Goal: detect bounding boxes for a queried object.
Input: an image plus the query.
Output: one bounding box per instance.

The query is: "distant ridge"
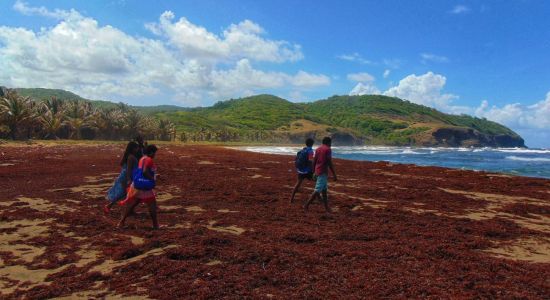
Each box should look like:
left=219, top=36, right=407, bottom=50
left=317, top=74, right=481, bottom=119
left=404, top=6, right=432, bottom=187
left=8, top=87, right=525, bottom=147
left=14, top=87, right=189, bottom=114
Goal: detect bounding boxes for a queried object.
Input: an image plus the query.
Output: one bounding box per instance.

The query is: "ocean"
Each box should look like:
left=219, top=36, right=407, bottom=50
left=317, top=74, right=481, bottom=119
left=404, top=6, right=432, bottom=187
left=240, top=146, right=550, bottom=179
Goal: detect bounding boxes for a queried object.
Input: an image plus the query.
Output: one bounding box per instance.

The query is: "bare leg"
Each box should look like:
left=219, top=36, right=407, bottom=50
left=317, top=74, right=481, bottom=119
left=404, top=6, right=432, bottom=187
left=105, top=185, right=127, bottom=213
left=103, top=202, right=112, bottom=214
left=321, top=189, right=331, bottom=213
left=118, top=200, right=139, bottom=228
left=147, top=201, right=159, bottom=229
left=290, top=177, right=304, bottom=203
left=303, top=191, right=320, bottom=211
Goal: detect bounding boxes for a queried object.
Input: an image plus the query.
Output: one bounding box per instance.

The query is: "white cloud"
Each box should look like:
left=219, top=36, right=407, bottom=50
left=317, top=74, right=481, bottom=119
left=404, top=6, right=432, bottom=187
left=347, top=72, right=375, bottom=82
left=0, top=3, right=328, bottom=105
left=383, top=72, right=459, bottom=110
left=450, top=5, right=470, bottom=14
left=348, top=72, right=456, bottom=109
left=291, top=71, right=331, bottom=88
left=337, top=53, right=372, bottom=65
left=349, top=82, right=381, bottom=96
left=382, top=72, right=550, bottom=133
left=383, top=69, right=391, bottom=78
left=0, top=13, right=171, bottom=98
left=421, top=53, right=449, bottom=63
left=475, top=93, right=550, bottom=130
left=475, top=93, right=550, bottom=147
left=209, top=59, right=285, bottom=98
left=208, top=59, right=329, bottom=98
left=146, top=11, right=303, bottom=63
left=12, top=0, right=78, bottom=19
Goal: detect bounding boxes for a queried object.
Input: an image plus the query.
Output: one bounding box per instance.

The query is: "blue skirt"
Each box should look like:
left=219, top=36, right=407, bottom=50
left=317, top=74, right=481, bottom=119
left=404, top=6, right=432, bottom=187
left=106, top=167, right=128, bottom=203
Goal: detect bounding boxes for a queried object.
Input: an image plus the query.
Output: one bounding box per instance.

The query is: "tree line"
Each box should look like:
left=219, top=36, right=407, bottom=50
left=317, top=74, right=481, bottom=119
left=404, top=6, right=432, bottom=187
left=0, top=89, right=176, bottom=141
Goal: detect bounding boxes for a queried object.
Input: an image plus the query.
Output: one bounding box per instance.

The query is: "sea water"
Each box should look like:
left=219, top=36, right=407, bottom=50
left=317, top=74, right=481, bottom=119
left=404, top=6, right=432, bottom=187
left=240, top=146, right=550, bottom=179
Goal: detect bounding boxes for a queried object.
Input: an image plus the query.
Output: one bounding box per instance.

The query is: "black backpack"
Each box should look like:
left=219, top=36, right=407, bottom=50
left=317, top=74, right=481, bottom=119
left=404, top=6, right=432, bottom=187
left=295, top=147, right=310, bottom=170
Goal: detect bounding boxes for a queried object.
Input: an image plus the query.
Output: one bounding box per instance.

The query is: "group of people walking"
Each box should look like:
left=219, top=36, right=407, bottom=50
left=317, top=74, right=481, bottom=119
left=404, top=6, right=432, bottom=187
left=104, top=136, right=337, bottom=229
left=291, top=137, right=337, bottom=212
left=104, top=136, right=160, bottom=229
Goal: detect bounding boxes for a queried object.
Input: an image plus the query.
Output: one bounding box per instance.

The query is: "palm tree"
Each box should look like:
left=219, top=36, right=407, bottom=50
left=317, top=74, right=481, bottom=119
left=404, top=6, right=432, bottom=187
left=0, top=90, right=35, bottom=139
left=39, top=110, right=65, bottom=139
left=123, top=109, right=148, bottom=139
left=116, top=102, right=131, bottom=113
left=37, top=98, right=66, bottom=139
left=64, top=101, right=95, bottom=139
left=157, top=119, right=176, bottom=141
left=93, top=108, right=125, bottom=140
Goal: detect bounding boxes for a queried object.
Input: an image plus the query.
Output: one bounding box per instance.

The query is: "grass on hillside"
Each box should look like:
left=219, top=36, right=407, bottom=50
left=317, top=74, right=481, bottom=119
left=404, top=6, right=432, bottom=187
left=7, top=87, right=521, bottom=146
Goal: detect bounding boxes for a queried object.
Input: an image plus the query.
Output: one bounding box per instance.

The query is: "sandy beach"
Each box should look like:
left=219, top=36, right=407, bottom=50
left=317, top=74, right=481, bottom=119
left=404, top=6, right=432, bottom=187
left=1, top=144, right=549, bottom=298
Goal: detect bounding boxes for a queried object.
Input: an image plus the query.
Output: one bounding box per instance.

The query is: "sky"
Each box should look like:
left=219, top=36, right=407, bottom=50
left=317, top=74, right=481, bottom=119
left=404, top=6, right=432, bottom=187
left=0, top=0, right=549, bottom=147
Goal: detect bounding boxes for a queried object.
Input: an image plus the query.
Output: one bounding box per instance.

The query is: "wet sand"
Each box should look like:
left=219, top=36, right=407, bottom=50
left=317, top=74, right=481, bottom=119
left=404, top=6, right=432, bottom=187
left=0, top=144, right=549, bottom=298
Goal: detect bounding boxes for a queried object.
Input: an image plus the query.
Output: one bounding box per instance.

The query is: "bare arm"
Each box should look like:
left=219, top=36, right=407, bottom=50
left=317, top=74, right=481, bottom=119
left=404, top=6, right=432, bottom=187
left=311, top=155, right=318, bottom=173
left=126, top=156, right=137, bottom=185
left=328, top=158, right=337, bottom=181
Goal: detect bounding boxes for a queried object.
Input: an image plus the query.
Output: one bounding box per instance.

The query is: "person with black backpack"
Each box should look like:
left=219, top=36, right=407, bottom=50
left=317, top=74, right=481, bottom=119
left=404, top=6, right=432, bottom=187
left=290, top=138, right=315, bottom=203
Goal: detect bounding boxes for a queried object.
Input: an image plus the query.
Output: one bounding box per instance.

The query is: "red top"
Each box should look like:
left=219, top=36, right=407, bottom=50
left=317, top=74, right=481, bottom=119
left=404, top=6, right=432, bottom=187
left=314, top=144, right=332, bottom=176
left=139, top=156, right=156, bottom=172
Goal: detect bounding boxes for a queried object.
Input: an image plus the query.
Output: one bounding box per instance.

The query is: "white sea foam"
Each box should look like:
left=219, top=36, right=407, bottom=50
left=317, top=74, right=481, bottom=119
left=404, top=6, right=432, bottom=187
left=505, top=156, right=550, bottom=162
left=239, top=146, right=299, bottom=155
left=239, top=146, right=550, bottom=157
left=236, top=146, right=550, bottom=178
left=496, top=148, right=550, bottom=154
left=402, top=149, right=421, bottom=154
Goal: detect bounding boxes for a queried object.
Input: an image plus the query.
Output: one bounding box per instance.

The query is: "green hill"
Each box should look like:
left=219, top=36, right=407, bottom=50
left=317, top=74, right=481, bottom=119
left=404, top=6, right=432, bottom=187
left=161, top=95, right=303, bottom=130
left=301, top=95, right=520, bottom=145
left=6, top=87, right=524, bottom=147
left=158, top=94, right=523, bottom=147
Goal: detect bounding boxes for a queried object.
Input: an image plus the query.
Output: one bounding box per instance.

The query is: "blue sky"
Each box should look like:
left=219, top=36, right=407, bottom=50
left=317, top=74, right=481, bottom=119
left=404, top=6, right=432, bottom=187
left=1, top=0, right=549, bottom=147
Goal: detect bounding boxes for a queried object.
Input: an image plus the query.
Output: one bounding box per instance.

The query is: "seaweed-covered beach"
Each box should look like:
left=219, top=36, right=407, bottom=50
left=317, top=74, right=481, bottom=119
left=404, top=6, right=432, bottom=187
left=1, top=144, right=549, bottom=298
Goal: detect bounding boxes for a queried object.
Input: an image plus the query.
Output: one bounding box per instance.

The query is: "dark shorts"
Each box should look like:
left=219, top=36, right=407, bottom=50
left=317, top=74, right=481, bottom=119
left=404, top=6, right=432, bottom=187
left=298, top=172, right=313, bottom=180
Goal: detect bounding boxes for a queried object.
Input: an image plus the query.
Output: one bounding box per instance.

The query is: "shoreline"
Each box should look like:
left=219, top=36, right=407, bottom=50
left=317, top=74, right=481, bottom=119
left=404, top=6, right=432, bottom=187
left=2, top=140, right=548, bottom=179
left=232, top=145, right=550, bottom=180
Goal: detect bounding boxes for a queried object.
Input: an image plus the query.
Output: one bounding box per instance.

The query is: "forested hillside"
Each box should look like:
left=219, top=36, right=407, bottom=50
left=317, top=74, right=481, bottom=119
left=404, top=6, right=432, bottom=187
left=1, top=87, right=524, bottom=147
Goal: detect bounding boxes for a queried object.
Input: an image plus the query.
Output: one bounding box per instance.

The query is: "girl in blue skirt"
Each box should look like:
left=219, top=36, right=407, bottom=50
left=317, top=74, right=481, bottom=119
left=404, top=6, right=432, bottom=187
left=104, top=141, right=139, bottom=213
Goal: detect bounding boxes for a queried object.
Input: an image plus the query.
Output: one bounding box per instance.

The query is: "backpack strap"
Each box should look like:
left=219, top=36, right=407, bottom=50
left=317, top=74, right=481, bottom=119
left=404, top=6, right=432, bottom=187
left=138, top=156, right=147, bottom=169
